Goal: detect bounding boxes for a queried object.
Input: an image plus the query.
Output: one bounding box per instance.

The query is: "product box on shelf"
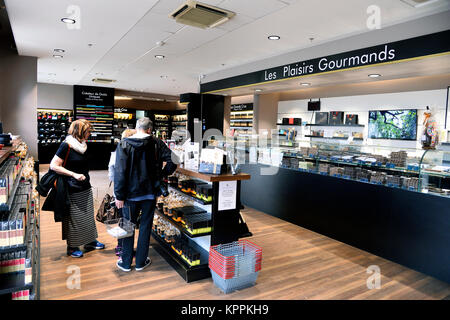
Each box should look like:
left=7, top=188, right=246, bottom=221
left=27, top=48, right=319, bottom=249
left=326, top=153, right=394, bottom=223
left=329, top=112, right=344, bottom=125
left=282, top=118, right=301, bottom=125
left=345, top=114, right=359, bottom=125
left=315, top=112, right=329, bottom=125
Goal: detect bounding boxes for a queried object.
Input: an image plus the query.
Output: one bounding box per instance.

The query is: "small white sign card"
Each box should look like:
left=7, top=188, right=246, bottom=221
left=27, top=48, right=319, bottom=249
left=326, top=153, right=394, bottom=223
left=218, top=180, right=237, bottom=211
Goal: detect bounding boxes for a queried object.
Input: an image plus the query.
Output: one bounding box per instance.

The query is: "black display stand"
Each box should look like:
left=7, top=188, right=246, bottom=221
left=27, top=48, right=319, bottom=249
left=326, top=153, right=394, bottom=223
left=180, top=93, right=224, bottom=144
left=240, top=163, right=450, bottom=284
left=152, top=167, right=251, bottom=282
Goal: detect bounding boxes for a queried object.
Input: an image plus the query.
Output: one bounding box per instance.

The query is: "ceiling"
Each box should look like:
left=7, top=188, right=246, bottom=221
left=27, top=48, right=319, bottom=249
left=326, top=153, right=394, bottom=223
left=210, top=53, right=450, bottom=96
left=4, top=0, right=450, bottom=96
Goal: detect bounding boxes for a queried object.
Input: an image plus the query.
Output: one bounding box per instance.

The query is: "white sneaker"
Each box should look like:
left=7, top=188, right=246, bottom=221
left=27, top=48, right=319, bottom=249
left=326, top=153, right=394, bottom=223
left=136, top=258, right=152, bottom=271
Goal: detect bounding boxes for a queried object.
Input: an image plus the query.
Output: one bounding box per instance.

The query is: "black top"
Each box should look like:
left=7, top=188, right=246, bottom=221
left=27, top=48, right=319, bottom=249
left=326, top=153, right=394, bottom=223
left=56, top=142, right=91, bottom=193
left=114, top=136, right=177, bottom=201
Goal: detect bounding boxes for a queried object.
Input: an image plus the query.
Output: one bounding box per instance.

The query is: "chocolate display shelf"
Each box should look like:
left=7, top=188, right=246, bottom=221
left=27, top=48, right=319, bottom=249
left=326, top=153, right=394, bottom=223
left=168, top=185, right=212, bottom=206
left=305, top=135, right=364, bottom=140
left=151, top=231, right=211, bottom=283
left=0, top=154, right=29, bottom=212
left=0, top=273, right=33, bottom=296
left=0, top=146, right=16, bottom=166
left=153, top=167, right=252, bottom=283
left=155, top=209, right=212, bottom=238
left=281, top=153, right=435, bottom=178
left=306, top=124, right=365, bottom=127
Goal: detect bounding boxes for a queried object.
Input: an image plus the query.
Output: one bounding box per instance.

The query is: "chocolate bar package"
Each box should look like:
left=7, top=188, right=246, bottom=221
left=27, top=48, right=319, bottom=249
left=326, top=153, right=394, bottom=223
left=315, top=112, right=329, bottom=125
left=329, top=112, right=344, bottom=125
left=345, top=114, right=359, bottom=125
left=282, top=118, right=301, bottom=125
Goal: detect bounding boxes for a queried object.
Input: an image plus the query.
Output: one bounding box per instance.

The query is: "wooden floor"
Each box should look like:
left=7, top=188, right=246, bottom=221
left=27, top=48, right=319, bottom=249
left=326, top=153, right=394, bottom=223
left=38, top=167, right=450, bottom=300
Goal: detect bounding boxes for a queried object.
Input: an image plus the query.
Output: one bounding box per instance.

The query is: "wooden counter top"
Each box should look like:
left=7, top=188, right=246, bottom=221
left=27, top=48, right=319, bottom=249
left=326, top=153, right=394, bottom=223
left=177, top=166, right=251, bottom=182
left=0, top=146, right=15, bottom=166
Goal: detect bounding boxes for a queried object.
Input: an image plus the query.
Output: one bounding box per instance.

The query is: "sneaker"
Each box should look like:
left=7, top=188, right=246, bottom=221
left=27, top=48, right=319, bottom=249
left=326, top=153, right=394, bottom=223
left=85, top=241, right=105, bottom=250
left=136, top=258, right=152, bottom=271
left=67, top=247, right=83, bottom=258
left=116, top=260, right=131, bottom=272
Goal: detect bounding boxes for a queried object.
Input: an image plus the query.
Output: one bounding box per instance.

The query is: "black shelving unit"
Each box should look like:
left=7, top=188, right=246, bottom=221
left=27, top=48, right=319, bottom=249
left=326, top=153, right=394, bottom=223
left=168, top=185, right=213, bottom=205
left=37, top=109, right=72, bottom=164
left=151, top=167, right=251, bottom=282
left=155, top=209, right=212, bottom=238
left=0, top=148, right=39, bottom=300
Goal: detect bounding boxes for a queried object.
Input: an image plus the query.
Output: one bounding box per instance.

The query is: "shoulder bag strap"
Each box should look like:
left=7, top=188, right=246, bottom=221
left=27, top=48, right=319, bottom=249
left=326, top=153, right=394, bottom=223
left=54, top=144, right=71, bottom=189
left=63, top=144, right=71, bottom=167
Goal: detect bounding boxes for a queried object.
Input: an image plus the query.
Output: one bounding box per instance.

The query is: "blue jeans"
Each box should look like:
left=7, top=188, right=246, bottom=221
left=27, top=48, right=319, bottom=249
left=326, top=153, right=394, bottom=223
left=121, top=200, right=156, bottom=268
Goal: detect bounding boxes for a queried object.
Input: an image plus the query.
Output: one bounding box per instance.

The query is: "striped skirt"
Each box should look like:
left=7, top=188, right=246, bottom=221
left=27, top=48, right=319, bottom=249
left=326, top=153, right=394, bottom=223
left=62, top=188, right=98, bottom=247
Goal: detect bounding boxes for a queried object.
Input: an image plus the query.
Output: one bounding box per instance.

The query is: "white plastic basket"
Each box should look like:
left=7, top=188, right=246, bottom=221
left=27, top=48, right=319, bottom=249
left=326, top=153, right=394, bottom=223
left=105, top=217, right=135, bottom=239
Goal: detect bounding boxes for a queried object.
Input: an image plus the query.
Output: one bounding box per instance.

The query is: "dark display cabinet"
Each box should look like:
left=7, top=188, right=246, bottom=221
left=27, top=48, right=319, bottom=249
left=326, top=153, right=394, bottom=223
left=37, top=109, right=72, bottom=164
left=151, top=167, right=251, bottom=282
left=240, top=139, right=450, bottom=283
left=180, top=93, right=224, bottom=143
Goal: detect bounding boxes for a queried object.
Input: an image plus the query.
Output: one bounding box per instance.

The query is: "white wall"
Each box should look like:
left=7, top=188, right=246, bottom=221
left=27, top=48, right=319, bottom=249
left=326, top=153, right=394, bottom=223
left=0, top=47, right=38, bottom=158
left=37, top=83, right=73, bottom=110
left=278, top=89, right=449, bottom=149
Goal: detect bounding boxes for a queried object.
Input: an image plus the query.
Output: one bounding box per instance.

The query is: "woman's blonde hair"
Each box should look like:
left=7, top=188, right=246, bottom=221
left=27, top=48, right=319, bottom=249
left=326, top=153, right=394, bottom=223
left=121, top=128, right=136, bottom=139
left=68, top=119, right=93, bottom=141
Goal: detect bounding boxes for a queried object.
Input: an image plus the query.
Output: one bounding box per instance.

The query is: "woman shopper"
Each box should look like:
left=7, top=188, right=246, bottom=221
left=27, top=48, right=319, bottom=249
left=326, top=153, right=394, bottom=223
left=50, top=119, right=105, bottom=258
left=108, top=128, right=136, bottom=257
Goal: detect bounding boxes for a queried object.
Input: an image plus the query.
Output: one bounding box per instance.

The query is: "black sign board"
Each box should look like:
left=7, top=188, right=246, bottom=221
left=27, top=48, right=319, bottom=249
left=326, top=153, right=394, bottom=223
left=74, top=85, right=114, bottom=107
left=200, top=30, right=450, bottom=93
left=73, top=85, right=115, bottom=142
left=231, top=103, right=253, bottom=112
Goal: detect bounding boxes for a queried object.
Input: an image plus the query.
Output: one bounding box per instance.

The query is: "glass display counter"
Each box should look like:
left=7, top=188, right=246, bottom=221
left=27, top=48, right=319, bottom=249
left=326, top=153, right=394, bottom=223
left=243, top=138, right=450, bottom=198
left=230, top=137, right=450, bottom=283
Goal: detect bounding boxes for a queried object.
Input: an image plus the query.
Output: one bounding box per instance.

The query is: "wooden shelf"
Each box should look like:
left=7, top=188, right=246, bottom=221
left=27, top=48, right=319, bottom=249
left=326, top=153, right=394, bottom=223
left=0, top=146, right=15, bottom=166
left=177, top=167, right=251, bottom=182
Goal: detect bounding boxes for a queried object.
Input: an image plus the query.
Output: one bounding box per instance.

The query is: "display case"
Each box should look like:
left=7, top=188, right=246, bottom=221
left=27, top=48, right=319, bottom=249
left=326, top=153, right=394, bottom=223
left=37, top=109, right=72, bottom=164
left=237, top=136, right=450, bottom=283
left=113, top=108, right=136, bottom=141
left=151, top=167, right=251, bottom=283
left=419, top=149, right=450, bottom=197
left=247, top=138, right=450, bottom=197
left=230, top=103, right=253, bottom=137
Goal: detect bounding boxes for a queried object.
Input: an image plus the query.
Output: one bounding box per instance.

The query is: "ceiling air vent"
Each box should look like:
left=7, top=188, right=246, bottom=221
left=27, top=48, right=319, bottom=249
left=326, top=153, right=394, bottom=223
left=169, top=0, right=235, bottom=29
left=400, top=0, right=441, bottom=8
left=92, top=78, right=116, bottom=84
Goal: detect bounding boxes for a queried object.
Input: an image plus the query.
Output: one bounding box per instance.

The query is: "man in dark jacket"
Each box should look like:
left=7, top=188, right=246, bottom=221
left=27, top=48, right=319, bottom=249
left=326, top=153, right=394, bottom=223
left=114, top=117, right=177, bottom=272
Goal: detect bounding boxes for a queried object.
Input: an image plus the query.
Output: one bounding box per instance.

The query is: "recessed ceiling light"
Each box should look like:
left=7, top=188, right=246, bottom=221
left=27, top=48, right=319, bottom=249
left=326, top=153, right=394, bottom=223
left=54, top=49, right=65, bottom=53
left=255, top=89, right=262, bottom=92
left=61, top=18, right=76, bottom=24
left=268, top=35, right=280, bottom=40
left=368, top=74, right=381, bottom=78
left=53, top=55, right=63, bottom=59
left=155, top=55, right=165, bottom=59
left=300, top=83, right=311, bottom=86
